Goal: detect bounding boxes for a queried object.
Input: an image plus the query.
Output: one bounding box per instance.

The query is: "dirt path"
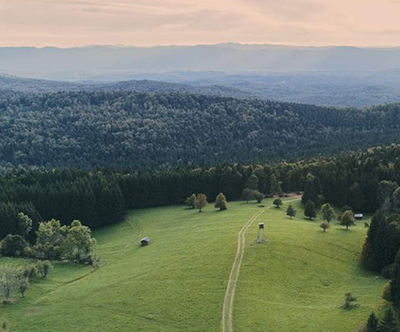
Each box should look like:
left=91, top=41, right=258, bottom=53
left=221, top=208, right=264, bottom=332
left=221, top=197, right=300, bottom=332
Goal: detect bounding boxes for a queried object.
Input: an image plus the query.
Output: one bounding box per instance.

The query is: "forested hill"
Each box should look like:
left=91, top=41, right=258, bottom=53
left=0, top=74, right=253, bottom=99
left=1, top=91, right=400, bottom=169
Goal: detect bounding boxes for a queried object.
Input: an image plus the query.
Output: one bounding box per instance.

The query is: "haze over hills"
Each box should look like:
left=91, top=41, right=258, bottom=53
left=3, top=44, right=400, bottom=107
left=2, top=44, right=400, bottom=80
left=0, top=74, right=254, bottom=99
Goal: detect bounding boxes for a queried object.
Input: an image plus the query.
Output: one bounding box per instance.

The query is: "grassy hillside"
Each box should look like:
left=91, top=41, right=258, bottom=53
left=236, top=201, right=387, bottom=332
left=0, top=200, right=386, bottom=332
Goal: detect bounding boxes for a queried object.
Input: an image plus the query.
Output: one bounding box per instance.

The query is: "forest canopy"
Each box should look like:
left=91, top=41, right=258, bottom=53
left=0, top=91, right=400, bottom=169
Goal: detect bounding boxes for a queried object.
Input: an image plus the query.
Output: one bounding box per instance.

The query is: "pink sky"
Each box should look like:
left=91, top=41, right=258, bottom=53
left=1, top=0, right=400, bottom=47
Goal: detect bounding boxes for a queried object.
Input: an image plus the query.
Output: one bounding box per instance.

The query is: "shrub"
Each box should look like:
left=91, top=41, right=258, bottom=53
left=320, top=222, right=330, bottom=232
left=36, top=261, right=53, bottom=279
left=343, top=292, right=357, bottom=309
left=21, top=264, right=38, bottom=281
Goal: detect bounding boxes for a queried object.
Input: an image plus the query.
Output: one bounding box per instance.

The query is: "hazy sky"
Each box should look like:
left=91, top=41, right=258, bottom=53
left=1, top=0, right=400, bottom=47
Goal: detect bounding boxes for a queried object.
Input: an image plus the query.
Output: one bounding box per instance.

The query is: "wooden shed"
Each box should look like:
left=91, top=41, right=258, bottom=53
left=140, top=237, right=151, bottom=246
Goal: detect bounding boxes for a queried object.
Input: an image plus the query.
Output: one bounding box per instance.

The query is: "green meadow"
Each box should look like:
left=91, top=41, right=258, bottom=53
left=0, top=199, right=387, bottom=332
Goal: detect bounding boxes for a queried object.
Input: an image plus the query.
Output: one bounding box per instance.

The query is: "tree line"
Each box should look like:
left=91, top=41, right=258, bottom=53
left=2, top=144, right=400, bottom=244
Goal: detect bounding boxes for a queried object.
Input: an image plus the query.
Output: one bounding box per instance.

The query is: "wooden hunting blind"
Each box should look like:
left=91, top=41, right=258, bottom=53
left=257, top=223, right=266, bottom=243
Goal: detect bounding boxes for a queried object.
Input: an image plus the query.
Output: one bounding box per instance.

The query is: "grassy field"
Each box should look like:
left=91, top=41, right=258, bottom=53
left=235, top=200, right=387, bottom=332
left=0, top=199, right=387, bottom=332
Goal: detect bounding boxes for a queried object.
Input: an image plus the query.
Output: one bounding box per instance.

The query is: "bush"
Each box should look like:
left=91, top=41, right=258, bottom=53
left=320, top=221, right=330, bottom=232
left=21, top=264, right=38, bottom=281
left=36, top=261, right=53, bottom=279
left=0, top=235, right=28, bottom=257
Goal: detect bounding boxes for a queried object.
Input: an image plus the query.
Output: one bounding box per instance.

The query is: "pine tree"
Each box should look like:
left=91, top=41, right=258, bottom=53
left=270, top=174, right=282, bottom=196
left=366, top=312, right=379, bottom=332
left=214, top=193, right=228, bottom=211
left=286, top=204, right=296, bottom=219
left=246, top=174, right=259, bottom=191
left=347, top=182, right=364, bottom=212
left=302, top=177, right=319, bottom=206
left=379, top=307, right=398, bottom=332
left=361, top=210, right=399, bottom=271
left=304, top=200, right=317, bottom=220
left=390, top=249, right=400, bottom=305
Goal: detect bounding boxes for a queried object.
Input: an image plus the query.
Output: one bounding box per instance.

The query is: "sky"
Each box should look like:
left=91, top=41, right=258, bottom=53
left=1, top=0, right=400, bottom=48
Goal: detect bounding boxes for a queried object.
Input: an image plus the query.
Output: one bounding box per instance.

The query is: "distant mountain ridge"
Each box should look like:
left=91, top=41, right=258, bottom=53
left=3, top=44, right=400, bottom=81
left=0, top=74, right=255, bottom=99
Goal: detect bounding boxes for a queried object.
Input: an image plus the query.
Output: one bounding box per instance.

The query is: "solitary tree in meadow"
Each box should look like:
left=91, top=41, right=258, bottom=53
left=185, top=194, right=196, bottom=209
left=340, top=210, right=356, bottom=230
left=304, top=200, right=317, bottom=220
left=253, top=191, right=264, bottom=203
left=194, top=194, right=208, bottom=213
left=241, top=189, right=254, bottom=203
left=322, top=203, right=336, bottom=224
left=286, top=204, right=296, bottom=219
left=273, top=198, right=282, bottom=208
left=214, top=193, right=228, bottom=211
left=320, top=221, right=330, bottom=232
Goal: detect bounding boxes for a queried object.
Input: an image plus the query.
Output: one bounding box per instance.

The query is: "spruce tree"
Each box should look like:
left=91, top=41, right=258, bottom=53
left=270, top=174, right=282, bottom=196
left=304, top=200, right=317, bottom=220
left=390, top=249, right=400, bottom=305
left=286, top=204, right=296, bottom=219
left=366, top=312, right=379, bottom=332
left=379, top=307, right=398, bottom=332
left=246, top=174, right=259, bottom=191
left=361, top=210, right=399, bottom=271
left=302, top=177, right=319, bottom=206
left=347, top=182, right=364, bottom=212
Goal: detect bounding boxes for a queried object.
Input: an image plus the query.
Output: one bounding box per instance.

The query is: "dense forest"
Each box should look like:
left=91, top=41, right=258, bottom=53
left=2, top=144, right=400, bottom=243
left=1, top=91, right=400, bottom=169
